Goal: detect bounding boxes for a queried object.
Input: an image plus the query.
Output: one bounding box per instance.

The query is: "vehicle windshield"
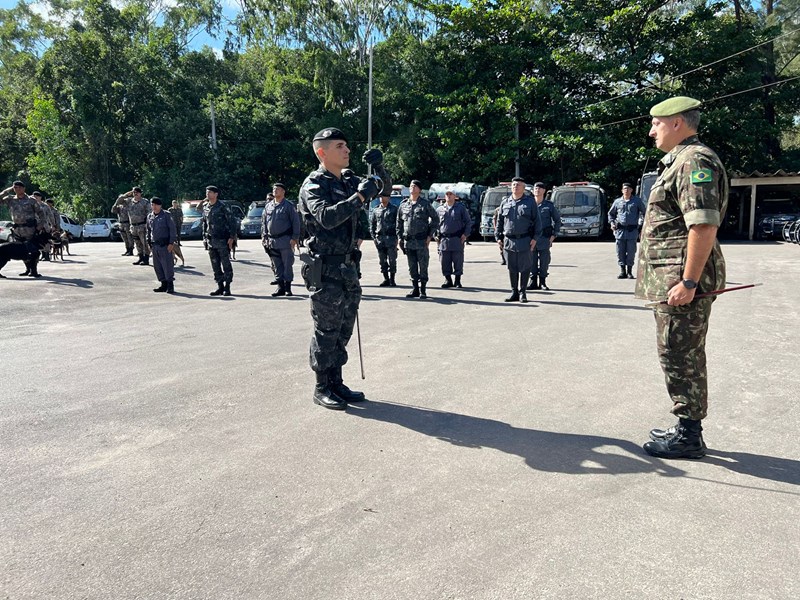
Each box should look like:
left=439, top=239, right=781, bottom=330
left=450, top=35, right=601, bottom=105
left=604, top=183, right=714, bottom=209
left=86, top=219, right=105, bottom=225
left=553, top=189, right=601, bottom=217
left=181, top=203, right=203, bottom=218
left=246, top=206, right=264, bottom=219
left=482, top=191, right=507, bottom=213
left=640, top=174, right=657, bottom=204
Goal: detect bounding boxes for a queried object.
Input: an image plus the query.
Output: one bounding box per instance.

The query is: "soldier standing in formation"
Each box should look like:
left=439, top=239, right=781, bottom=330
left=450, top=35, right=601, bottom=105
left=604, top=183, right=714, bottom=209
left=369, top=193, right=399, bottom=287
left=201, top=185, right=237, bottom=296
left=45, top=199, right=66, bottom=255
left=32, top=191, right=56, bottom=261
left=111, top=195, right=135, bottom=256
left=298, top=127, right=387, bottom=410
left=397, top=179, right=438, bottom=299
left=436, top=187, right=472, bottom=288
left=262, top=182, right=301, bottom=297
left=530, top=182, right=561, bottom=290
left=0, top=181, right=48, bottom=277
left=168, top=200, right=185, bottom=267
left=608, top=182, right=646, bottom=279
left=496, top=177, right=541, bottom=303
left=146, top=197, right=177, bottom=294
left=114, top=187, right=151, bottom=265
left=636, top=96, right=728, bottom=460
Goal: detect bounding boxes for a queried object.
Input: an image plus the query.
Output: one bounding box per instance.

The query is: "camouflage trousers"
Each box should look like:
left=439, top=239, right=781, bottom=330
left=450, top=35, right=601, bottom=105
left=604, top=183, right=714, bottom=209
left=653, top=297, right=714, bottom=421
left=119, top=222, right=134, bottom=250
left=405, top=246, right=430, bottom=282
left=309, top=265, right=362, bottom=373
left=376, top=240, right=398, bottom=275
left=130, top=223, right=149, bottom=256
left=208, top=243, right=233, bottom=284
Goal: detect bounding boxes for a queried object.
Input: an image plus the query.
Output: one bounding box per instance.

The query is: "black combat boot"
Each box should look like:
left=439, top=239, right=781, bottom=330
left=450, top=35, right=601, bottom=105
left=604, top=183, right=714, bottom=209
left=210, top=282, right=225, bottom=296
left=389, top=271, right=397, bottom=287
left=19, top=269, right=30, bottom=276
left=540, top=277, right=549, bottom=290
left=28, top=265, right=42, bottom=278
left=379, top=272, right=391, bottom=287
left=153, top=281, right=167, bottom=293
left=133, top=254, right=144, bottom=265
left=124, top=248, right=134, bottom=256
left=272, top=281, right=286, bottom=297
left=505, top=272, right=519, bottom=302
left=223, top=282, right=231, bottom=296
left=519, top=274, right=529, bottom=302
left=454, top=275, right=463, bottom=288
left=618, top=266, right=627, bottom=279
left=329, top=366, right=365, bottom=403
left=528, top=276, right=540, bottom=290
left=441, top=275, right=454, bottom=288
left=643, top=418, right=706, bottom=459
left=406, top=280, right=420, bottom=298
left=285, top=283, right=293, bottom=296
left=627, top=266, right=635, bottom=279
left=142, top=254, right=150, bottom=266
left=419, top=281, right=428, bottom=299
left=649, top=421, right=707, bottom=449
left=269, top=278, right=279, bottom=285
left=313, top=371, right=347, bottom=410
left=166, top=281, right=175, bottom=294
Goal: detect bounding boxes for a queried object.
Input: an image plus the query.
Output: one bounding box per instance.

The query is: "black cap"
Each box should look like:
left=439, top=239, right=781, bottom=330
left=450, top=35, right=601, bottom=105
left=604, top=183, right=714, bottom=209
left=12, top=180, right=25, bottom=187
left=132, top=186, right=143, bottom=193
left=313, top=128, right=347, bottom=143
left=512, top=177, right=525, bottom=184
left=31, top=191, right=43, bottom=198
left=272, top=182, right=287, bottom=191
left=206, top=185, right=220, bottom=193
left=622, top=182, right=634, bottom=189
left=410, top=180, right=422, bottom=187
left=151, top=197, right=163, bottom=205
left=533, top=181, right=546, bottom=189
left=46, top=199, right=55, bottom=205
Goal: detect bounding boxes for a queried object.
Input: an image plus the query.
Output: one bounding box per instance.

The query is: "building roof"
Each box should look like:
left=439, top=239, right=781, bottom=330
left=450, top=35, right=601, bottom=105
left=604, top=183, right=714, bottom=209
left=732, top=169, right=800, bottom=178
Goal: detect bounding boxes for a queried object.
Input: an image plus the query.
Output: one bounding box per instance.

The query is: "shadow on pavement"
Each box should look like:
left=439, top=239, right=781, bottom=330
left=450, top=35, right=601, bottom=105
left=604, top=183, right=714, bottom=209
left=174, top=266, right=205, bottom=277
left=536, top=299, right=649, bottom=311
left=703, top=450, right=800, bottom=486
left=347, top=400, right=685, bottom=477
left=42, top=276, right=94, bottom=288
left=360, top=294, right=536, bottom=308
left=233, top=259, right=271, bottom=268
left=169, top=292, right=235, bottom=300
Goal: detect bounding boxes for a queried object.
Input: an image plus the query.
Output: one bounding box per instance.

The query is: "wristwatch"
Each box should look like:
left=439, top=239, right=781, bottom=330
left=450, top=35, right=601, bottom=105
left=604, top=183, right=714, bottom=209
left=682, top=278, right=697, bottom=289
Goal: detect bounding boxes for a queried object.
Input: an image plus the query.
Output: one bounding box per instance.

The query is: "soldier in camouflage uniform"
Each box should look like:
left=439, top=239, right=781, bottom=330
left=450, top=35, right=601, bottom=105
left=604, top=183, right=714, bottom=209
left=262, top=182, right=301, bottom=297
left=608, top=182, right=646, bottom=279
left=298, top=128, right=388, bottom=410
left=635, top=96, right=728, bottom=460
left=397, top=180, right=439, bottom=298
left=530, top=182, right=561, bottom=291
left=370, top=194, right=399, bottom=287
left=114, top=187, right=151, bottom=265
left=111, top=197, right=135, bottom=256
left=436, top=187, right=472, bottom=288
left=168, top=200, right=185, bottom=266
left=32, top=192, right=56, bottom=261
left=0, top=181, right=48, bottom=277
left=201, top=185, right=237, bottom=296
left=496, top=177, right=541, bottom=303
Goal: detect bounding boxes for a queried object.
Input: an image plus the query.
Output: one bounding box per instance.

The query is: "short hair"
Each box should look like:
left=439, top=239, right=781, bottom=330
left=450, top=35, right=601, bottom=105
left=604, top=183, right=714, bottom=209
left=681, top=110, right=701, bottom=131
left=32, top=191, right=43, bottom=198
left=410, top=180, right=422, bottom=188
left=312, top=139, right=333, bottom=154
left=151, top=197, right=163, bottom=205
left=511, top=177, right=525, bottom=184
left=132, top=186, right=143, bottom=193
left=205, top=185, right=219, bottom=194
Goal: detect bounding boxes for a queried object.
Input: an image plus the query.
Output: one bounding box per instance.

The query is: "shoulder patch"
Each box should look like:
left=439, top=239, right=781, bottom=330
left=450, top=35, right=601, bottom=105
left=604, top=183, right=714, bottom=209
left=691, top=169, right=713, bottom=184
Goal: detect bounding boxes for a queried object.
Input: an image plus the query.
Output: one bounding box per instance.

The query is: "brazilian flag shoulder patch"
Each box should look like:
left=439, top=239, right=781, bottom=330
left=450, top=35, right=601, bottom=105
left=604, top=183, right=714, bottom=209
left=691, top=169, right=713, bottom=184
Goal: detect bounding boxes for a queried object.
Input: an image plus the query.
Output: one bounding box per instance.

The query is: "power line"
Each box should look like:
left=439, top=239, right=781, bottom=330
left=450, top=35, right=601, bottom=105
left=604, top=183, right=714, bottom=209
left=582, top=26, right=800, bottom=111
left=595, top=74, right=800, bottom=129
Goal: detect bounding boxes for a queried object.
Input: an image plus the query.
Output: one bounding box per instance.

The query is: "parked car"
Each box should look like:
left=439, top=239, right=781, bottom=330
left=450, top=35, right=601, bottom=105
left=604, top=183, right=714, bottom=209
left=59, top=214, right=83, bottom=241
left=180, top=200, right=245, bottom=240
left=240, top=201, right=266, bottom=238
left=0, top=220, right=13, bottom=243
left=82, top=218, right=118, bottom=240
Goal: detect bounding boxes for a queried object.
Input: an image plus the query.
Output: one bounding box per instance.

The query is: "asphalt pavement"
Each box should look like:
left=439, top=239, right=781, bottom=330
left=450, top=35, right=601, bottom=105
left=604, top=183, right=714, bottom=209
left=1, top=238, right=798, bottom=600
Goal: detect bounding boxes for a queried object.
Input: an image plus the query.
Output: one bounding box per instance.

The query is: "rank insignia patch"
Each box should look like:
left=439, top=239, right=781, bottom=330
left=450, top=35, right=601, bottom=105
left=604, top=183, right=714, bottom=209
left=691, top=169, right=713, bottom=183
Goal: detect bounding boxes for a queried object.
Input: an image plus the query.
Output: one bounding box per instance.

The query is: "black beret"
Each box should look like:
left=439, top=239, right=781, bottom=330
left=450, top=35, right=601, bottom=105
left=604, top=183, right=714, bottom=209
left=533, top=181, right=546, bottom=189
left=410, top=180, right=422, bottom=187
left=313, top=128, right=347, bottom=143
left=31, top=191, right=43, bottom=198
left=151, top=197, right=163, bottom=205
left=272, top=182, right=287, bottom=191
left=205, top=185, right=220, bottom=193
left=622, top=182, right=634, bottom=189
left=12, top=180, right=25, bottom=187
left=132, top=186, right=143, bottom=193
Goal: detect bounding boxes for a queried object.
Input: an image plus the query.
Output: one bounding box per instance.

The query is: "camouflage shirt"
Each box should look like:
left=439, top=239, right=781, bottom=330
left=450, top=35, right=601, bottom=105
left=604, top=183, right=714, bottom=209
left=370, top=201, right=398, bottom=246
left=396, top=198, right=439, bottom=250
left=112, top=200, right=131, bottom=223
left=635, top=135, right=728, bottom=301
left=299, top=167, right=364, bottom=256
left=127, top=198, right=151, bottom=225
left=202, top=200, right=237, bottom=247
left=0, top=193, right=46, bottom=232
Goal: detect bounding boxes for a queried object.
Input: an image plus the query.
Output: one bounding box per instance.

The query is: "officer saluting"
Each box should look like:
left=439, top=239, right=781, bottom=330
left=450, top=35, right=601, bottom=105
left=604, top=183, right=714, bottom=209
left=298, top=128, right=389, bottom=410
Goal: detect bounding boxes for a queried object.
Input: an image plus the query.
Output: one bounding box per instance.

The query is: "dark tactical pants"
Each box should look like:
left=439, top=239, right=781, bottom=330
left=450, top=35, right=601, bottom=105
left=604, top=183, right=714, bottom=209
left=119, top=222, right=134, bottom=250
left=532, top=239, right=551, bottom=279
left=309, top=264, right=362, bottom=373
left=504, top=249, right=532, bottom=289
left=406, top=246, right=430, bottom=282
left=152, top=244, right=174, bottom=282
left=654, top=297, right=714, bottom=421
left=208, top=243, right=233, bottom=284
left=11, top=229, right=40, bottom=273
left=615, top=238, right=637, bottom=267
left=376, top=241, right=398, bottom=275
left=269, top=247, right=294, bottom=282
left=440, top=249, right=464, bottom=277
left=130, top=223, right=150, bottom=256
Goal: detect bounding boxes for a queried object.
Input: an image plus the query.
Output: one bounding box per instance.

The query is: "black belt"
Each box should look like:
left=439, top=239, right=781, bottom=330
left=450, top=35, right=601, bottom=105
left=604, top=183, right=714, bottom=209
left=377, top=231, right=396, bottom=236
left=131, top=221, right=146, bottom=226
left=267, top=226, right=293, bottom=239
left=405, top=232, right=428, bottom=240
left=505, top=233, right=530, bottom=240
left=441, top=231, right=464, bottom=238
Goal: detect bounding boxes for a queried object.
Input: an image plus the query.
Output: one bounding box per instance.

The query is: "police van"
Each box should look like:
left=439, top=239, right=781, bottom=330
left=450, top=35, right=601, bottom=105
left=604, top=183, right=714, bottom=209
left=550, top=182, right=607, bottom=239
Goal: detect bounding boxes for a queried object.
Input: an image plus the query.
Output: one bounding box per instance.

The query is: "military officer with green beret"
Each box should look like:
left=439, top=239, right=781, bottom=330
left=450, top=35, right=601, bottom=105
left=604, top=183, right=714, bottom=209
left=636, top=96, right=728, bottom=459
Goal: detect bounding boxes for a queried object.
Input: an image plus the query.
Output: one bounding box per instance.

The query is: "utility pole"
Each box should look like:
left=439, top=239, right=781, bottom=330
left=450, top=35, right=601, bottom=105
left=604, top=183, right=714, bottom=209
left=209, top=99, right=218, bottom=159
left=367, top=42, right=374, bottom=176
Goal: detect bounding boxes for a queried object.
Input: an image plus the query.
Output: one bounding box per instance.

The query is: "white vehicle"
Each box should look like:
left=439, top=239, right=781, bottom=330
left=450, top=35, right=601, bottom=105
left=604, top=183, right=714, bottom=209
left=82, top=218, right=118, bottom=240
left=59, top=214, right=83, bottom=241
left=0, top=220, right=13, bottom=243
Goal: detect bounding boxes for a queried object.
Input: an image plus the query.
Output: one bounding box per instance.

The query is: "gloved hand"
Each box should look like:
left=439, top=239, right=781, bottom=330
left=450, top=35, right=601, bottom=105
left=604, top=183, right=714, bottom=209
left=357, top=177, right=381, bottom=202
left=362, top=148, right=383, bottom=167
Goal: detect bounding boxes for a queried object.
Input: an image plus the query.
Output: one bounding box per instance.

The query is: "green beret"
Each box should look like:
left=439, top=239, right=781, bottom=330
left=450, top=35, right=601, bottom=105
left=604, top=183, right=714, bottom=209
left=650, top=96, right=702, bottom=117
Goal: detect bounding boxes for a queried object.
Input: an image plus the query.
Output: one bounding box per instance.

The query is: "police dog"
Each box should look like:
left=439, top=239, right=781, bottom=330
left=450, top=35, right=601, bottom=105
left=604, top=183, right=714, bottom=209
left=50, top=232, right=65, bottom=261
left=0, top=240, right=40, bottom=278
left=59, top=230, right=71, bottom=256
